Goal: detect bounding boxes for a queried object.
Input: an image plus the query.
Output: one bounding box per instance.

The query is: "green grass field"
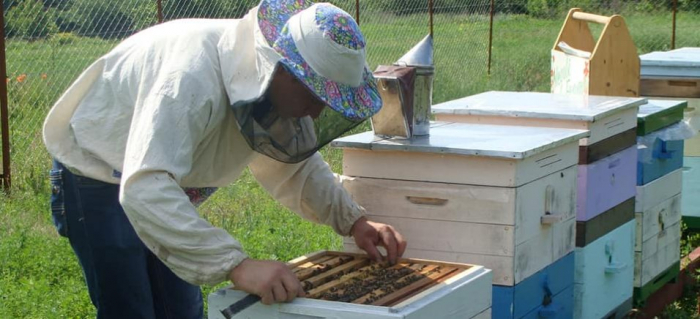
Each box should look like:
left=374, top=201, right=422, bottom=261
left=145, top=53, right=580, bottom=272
left=2, top=11, right=700, bottom=318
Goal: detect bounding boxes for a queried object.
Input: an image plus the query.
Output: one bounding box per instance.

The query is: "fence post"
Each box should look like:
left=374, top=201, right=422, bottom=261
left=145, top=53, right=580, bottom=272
left=671, top=0, right=677, bottom=49
left=0, top=3, right=11, bottom=191
left=488, top=0, right=494, bottom=75
left=157, top=0, right=164, bottom=24
left=355, top=0, right=360, bottom=25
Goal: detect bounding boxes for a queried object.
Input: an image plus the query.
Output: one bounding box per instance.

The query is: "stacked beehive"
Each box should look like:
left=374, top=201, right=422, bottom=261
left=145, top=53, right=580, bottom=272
left=432, top=91, right=646, bottom=319
left=332, top=122, right=588, bottom=318
left=639, top=48, right=700, bottom=232
left=633, top=100, right=687, bottom=305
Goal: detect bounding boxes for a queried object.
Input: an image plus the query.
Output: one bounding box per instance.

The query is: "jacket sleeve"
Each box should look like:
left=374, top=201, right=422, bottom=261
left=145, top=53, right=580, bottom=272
left=119, top=72, right=247, bottom=286
left=248, top=151, right=366, bottom=237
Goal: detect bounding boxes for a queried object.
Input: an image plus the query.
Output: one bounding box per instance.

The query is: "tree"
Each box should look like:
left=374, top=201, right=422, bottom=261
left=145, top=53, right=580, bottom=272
left=6, top=0, right=58, bottom=39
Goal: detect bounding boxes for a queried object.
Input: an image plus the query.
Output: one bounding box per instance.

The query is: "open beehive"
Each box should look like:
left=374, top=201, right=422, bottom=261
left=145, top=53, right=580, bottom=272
left=208, top=251, right=492, bottom=319
left=291, top=251, right=466, bottom=306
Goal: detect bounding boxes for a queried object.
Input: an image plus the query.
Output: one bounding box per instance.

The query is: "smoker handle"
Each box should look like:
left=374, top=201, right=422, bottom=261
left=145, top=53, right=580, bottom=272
left=572, top=11, right=611, bottom=25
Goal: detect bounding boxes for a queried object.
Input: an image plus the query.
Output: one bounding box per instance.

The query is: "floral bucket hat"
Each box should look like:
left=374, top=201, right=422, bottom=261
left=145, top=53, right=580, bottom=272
left=257, top=0, right=382, bottom=121
left=230, top=0, right=382, bottom=163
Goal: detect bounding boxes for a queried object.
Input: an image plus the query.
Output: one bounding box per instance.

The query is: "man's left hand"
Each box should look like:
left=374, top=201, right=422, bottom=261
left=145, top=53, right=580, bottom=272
left=350, top=216, right=407, bottom=265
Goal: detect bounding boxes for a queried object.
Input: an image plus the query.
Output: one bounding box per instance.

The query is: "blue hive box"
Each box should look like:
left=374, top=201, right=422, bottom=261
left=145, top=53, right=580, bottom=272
left=493, top=253, right=574, bottom=319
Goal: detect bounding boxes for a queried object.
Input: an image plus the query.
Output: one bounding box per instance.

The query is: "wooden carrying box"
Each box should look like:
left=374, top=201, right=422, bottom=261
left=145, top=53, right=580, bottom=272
left=550, top=9, right=640, bottom=97
left=207, top=251, right=492, bottom=319
left=574, top=220, right=635, bottom=319
left=332, top=122, right=587, bottom=288
left=634, top=170, right=682, bottom=290
left=432, top=91, right=644, bottom=222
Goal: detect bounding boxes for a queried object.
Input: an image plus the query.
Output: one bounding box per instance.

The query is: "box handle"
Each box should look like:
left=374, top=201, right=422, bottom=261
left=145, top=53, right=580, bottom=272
left=668, top=80, right=698, bottom=88
left=572, top=11, right=611, bottom=25
left=605, top=261, right=628, bottom=274
left=653, top=140, right=675, bottom=159
left=658, top=211, right=666, bottom=232
left=604, top=240, right=628, bottom=274
left=405, top=196, right=448, bottom=206
left=538, top=302, right=563, bottom=318
left=541, top=186, right=564, bottom=225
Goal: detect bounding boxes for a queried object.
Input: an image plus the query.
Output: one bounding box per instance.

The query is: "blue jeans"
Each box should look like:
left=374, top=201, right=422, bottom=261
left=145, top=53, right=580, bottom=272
left=50, top=160, right=203, bottom=319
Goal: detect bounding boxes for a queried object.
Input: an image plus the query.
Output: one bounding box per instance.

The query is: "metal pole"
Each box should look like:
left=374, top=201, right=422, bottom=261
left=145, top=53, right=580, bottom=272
left=429, top=0, right=434, bottom=37
left=157, top=0, right=164, bottom=24
left=355, top=0, right=360, bottom=25
left=488, top=0, right=494, bottom=75
left=671, top=0, right=677, bottom=49
left=0, top=4, right=11, bottom=191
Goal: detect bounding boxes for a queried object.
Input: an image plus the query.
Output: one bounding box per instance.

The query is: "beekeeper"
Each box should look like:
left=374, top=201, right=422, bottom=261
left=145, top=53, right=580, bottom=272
left=42, top=0, right=407, bottom=318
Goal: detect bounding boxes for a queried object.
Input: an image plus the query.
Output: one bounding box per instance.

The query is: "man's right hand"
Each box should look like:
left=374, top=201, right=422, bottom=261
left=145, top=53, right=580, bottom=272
left=228, top=258, right=305, bottom=305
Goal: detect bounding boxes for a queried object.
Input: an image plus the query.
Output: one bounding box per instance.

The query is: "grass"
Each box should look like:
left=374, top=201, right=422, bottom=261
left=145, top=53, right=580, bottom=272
left=2, top=10, right=700, bottom=318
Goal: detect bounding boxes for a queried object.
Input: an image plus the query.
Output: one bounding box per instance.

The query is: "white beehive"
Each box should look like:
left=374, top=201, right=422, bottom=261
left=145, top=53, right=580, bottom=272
left=208, top=251, right=492, bottom=319
left=332, top=122, right=588, bottom=287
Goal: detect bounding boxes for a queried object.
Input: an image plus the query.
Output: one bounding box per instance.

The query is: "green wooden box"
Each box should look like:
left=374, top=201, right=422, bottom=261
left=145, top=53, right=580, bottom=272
left=637, top=100, right=687, bottom=136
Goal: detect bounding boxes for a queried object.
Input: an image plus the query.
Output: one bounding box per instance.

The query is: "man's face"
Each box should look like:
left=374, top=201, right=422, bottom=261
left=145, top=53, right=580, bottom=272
left=268, top=66, right=326, bottom=119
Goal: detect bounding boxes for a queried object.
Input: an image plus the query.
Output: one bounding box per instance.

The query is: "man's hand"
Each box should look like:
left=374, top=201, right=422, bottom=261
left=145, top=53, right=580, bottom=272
left=228, top=259, right=305, bottom=305
left=350, top=216, right=407, bottom=265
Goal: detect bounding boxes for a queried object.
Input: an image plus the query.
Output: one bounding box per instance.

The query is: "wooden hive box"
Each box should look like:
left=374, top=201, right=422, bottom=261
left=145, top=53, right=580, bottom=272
left=331, top=122, right=587, bottom=288
left=208, top=251, right=492, bottom=319
left=492, top=252, right=575, bottom=319
left=573, top=220, right=635, bottom=319
left=682, top=157, right=700, bottom=230
left=432, top=91, right=645, bottom=222
left=636, top=100, right=686, bottom=186
left=634, top=170, right=682, bottom=292
left=639, top=47, right=700, bottom=157
left=636, top=100, right=686, bottom=136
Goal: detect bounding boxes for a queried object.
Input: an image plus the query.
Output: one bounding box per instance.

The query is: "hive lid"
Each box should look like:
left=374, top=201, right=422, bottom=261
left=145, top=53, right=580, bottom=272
left=637, top=99, right=687, bottom=120
left=432, top=91, right=646, bottom=122
left=332, top=121, right=588, bottom=159
left=640, top=47, right=700, bottom=78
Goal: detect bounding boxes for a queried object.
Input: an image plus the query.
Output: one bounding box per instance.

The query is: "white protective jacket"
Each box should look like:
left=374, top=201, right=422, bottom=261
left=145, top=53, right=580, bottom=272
left=42, top=7, right=365, bottom=286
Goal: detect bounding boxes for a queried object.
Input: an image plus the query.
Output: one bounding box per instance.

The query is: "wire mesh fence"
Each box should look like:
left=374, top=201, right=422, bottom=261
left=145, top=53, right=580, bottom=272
left=2, top=0, right=700, bottom=192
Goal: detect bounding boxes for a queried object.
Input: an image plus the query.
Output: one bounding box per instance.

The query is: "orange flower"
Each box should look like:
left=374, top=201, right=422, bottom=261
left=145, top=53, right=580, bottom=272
left=5, top=78, right=9, bottom=84
left=16, top=74, right=27, bottom=83
left=41, top=73, right=47, bottom=80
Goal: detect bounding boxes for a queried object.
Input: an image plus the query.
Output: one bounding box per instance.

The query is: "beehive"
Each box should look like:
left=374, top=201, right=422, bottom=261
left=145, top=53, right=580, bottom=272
left=208, top=251, right=492, bottom=319
left=432, top=91, right=645, bottom=222
left=431, top=91, right=646, bottom=318
left=332, top=122, right=588, bottom=318
left=640, top=47, right=700, bottom=231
